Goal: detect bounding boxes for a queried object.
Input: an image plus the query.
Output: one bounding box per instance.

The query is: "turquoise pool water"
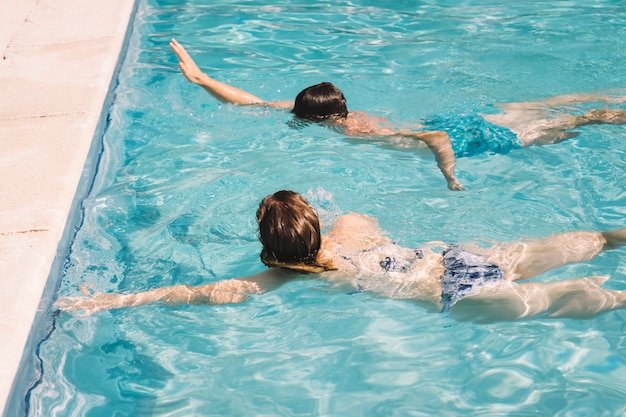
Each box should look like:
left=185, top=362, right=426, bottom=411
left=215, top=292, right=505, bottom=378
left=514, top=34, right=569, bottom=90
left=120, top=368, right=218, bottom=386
left=20, top=0, right=626, bottom=415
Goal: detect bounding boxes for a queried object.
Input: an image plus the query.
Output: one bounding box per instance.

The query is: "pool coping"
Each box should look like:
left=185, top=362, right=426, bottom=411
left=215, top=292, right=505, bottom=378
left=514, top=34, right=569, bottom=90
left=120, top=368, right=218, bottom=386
left=0, top=0, right=136, bottom=413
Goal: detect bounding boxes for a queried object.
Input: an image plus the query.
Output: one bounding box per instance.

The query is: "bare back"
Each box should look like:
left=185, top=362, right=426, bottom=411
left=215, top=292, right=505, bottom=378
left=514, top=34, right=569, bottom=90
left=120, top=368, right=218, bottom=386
left=319, top=213, right=444, bottom=309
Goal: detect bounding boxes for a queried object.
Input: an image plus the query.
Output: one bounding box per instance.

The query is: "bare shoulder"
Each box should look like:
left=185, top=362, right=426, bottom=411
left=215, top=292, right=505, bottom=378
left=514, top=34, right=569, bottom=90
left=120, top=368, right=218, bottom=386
left=331, top=212, right=379, bottom=230
left=342, top=112, right=395, bottom=136
left=329, top=213, right=389, bottom=250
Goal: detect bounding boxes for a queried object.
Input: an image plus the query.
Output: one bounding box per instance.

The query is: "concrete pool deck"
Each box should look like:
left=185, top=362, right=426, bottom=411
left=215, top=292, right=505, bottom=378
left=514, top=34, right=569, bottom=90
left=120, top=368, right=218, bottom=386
left=0, top=0, right=135, bottom=412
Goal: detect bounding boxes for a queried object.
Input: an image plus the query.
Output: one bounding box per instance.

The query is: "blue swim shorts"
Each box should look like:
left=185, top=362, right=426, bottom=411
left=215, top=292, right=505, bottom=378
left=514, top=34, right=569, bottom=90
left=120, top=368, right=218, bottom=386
left=440, top=246, right=504, bottom=312
left=423, top=113, right=522, bottom=158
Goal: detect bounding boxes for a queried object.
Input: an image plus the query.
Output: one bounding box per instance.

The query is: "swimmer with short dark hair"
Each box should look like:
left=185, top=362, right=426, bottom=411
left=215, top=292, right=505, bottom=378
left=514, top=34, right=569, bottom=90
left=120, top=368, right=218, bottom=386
left=169, top=39, right=626, bottom=191
left=56, top=190, right=626, bottom=323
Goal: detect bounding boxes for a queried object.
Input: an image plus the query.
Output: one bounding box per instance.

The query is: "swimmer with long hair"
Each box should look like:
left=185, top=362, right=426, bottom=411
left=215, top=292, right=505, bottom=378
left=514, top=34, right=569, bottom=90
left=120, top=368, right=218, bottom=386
left=57, top=190, right=626, bottom=323
left=169, top=39, right=626, bottom=191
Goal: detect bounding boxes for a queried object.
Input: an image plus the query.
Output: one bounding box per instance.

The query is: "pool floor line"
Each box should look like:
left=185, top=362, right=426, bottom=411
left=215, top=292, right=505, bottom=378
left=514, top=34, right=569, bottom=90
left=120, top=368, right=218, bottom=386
left=0, top=0, right=136, bottom=413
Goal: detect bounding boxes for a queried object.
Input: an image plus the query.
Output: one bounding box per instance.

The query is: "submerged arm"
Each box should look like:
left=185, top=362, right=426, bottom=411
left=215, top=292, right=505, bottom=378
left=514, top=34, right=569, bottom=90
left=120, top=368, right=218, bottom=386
left=406, top=131, right=463, bottom=191
left=340, top=114, right=463, bottom=190
left=449, top=276, right=626, bottom=323
left=55, top=270, right=287, bottom=315
left=170, top=38, right=292, bottom=108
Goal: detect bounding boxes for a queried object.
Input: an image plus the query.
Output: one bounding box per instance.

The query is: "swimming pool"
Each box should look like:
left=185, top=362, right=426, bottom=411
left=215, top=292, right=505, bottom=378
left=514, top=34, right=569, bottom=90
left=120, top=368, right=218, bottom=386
left=14, top=0, right=626, bottom=415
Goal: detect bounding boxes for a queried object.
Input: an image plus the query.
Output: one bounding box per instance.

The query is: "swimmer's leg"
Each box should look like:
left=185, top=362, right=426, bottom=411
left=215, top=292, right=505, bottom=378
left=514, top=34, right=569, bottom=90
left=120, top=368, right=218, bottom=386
left=603, top=227, right=626, bottom=249
left=484, top=92, right=626, bottom=146
left=477, top=228, right=626, bottom=281
left=449, top=276, right=626, bottom=323
left=541, top=92, right=626, bottom=107
left=576, top=108, right=626, bottom=126
left=517, top=108, right=626, bottom=146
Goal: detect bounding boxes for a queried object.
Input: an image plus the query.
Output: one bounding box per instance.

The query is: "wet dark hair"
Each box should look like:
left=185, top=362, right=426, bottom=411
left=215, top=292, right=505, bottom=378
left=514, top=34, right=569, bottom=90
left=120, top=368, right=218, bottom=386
left=256, top=190, right=334, bottom=272
left=291, top=82, right=348, bottom=121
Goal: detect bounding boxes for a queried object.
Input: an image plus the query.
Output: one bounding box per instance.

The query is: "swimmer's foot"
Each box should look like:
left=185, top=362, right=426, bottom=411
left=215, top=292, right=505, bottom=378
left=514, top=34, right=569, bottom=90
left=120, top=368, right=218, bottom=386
left=603, top=227, right=626, bottom=250
left=580, top=109, right=626, bottom=125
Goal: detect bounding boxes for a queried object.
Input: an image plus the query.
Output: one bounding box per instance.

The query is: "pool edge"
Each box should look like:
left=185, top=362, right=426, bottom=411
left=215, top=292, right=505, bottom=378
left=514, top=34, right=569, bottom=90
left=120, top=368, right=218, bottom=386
left=0, top=0, right=137, bottom=413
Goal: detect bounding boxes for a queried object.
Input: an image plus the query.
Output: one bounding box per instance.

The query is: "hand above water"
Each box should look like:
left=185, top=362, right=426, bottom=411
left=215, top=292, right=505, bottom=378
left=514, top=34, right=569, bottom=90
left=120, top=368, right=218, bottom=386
left=170, top=38, right=206, bottom=85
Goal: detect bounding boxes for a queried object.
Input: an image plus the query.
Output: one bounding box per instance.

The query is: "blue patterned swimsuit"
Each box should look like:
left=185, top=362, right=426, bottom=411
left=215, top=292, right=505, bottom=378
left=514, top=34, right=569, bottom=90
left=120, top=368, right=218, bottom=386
left=423, top=113, right=522, bottom=157
left=348, top=243, right=504, bottom=312
left=440, top=246, right=504, bottom=312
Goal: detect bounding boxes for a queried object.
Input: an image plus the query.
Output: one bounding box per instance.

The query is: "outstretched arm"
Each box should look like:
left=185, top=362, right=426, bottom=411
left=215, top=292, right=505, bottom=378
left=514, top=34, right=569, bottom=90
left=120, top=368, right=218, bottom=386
left=55, top=269, right=288, bottom=314
left=407, top=131, right=464, bottom=191
left=170, top=38, right=292, bottom=108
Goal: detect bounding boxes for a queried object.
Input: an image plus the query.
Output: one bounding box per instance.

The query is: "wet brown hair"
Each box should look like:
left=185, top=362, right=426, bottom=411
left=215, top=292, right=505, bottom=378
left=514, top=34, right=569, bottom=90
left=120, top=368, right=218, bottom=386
left=292, top=82, right=348, bottom=121
left=256, top=190, right=335, bottom=273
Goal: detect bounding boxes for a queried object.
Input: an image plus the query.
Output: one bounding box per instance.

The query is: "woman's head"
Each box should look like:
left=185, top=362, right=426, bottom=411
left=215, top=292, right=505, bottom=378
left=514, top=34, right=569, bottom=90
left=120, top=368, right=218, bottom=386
left=256, top=190, right=332, bottom=272
left=292, top=82, right=348, bottom=121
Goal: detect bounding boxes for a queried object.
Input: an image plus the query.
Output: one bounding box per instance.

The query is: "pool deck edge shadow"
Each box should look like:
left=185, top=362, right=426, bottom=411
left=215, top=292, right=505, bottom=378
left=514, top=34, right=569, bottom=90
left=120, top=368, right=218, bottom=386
left=0, top=0, right=136, bottom=412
